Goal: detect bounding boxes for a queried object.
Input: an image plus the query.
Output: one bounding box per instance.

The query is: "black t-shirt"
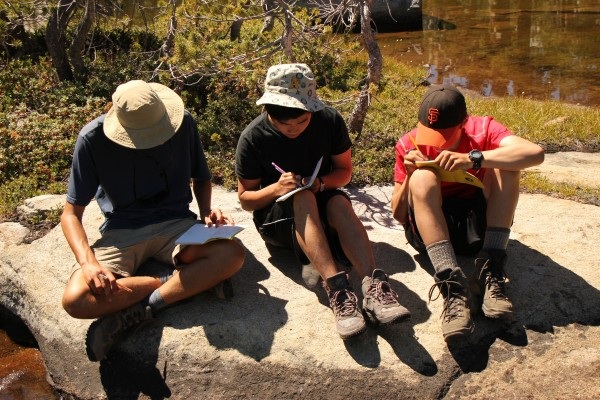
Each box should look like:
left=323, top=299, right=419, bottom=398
left=235, top=106, right=352, bottom=189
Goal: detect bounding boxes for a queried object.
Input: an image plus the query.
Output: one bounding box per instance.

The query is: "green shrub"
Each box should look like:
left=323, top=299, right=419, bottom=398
left=0, top=175, right=41, bottom=218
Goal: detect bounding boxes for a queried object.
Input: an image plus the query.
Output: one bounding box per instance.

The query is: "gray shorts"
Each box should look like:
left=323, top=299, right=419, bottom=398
left=71, top=218, right=198, bottom=277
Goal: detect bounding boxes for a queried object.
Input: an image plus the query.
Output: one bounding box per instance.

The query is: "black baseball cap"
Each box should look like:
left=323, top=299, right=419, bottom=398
left=416, top=84, right=467, bottom=148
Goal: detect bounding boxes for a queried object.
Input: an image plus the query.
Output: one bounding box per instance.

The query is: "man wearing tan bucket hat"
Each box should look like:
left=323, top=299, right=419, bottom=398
left=391, top=84, right=544, bottom=346
left=236, top=64, right=411, bottom=340
left=60, top=80, right=245, bottom=362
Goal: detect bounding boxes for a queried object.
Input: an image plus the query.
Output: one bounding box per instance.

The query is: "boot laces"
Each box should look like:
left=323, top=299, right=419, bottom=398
left=428, top=278, right=467, bottom=323
left=478, top=259, right=509, bottom=301
left=120, top=306, right=147, bottom=330
left=330, top=289, right=359, bottom=317
left=368, top=280, right=398, bottom=305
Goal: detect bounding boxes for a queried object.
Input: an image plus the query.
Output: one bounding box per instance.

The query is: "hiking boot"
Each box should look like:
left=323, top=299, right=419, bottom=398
left=362, top=269, right=411, bottom=325
left=85, top=303, right=153, bottom=362
left=210, top=278, right=234, bottom=300
left=324, top=272, right=366, bottom=340
left=301, top=263, right=321, bottom=289
left=428, top=268, right=474, bottom=345
left=470, top=250, right=514, bottom=322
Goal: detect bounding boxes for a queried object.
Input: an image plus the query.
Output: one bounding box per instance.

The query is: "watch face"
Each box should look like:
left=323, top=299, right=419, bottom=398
left=469, top=149, right=483, bottom=169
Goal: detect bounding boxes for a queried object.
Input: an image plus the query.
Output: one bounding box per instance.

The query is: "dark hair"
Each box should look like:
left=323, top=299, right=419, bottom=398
left=264, top=104, right=309, bottom=122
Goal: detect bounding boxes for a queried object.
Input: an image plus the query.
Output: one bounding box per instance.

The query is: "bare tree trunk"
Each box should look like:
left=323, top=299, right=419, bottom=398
left=45, top=0, right=77, bottom=81
left=69, top=0, right=96, bottom=80
left=158, top=0, right=183, bottom=91
left=278, top=0, right=294, bottom=61
left=347, top=0, right=382, bottom=137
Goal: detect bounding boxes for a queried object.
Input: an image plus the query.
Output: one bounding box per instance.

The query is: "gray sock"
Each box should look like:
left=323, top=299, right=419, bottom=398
left=426, top=240, right=460, bottom=279
left=144, top=289, right=168, bottom=316
left=483, top=227, right=510, bottom=251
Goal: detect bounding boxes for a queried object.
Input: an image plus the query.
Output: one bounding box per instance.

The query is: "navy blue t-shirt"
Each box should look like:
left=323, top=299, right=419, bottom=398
left=66, top=111, right=211, bottom=233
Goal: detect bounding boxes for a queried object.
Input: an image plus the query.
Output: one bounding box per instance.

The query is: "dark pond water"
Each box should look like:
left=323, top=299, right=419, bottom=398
left=378, top=0, right=600, bottom=107
left=0, top=326, right=57, bottom=399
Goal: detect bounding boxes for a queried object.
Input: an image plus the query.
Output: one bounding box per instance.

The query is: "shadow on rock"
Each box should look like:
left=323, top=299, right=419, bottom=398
left=378, top=323, right=438, bottom=376
left=100, top=327, right=170, bottom=400
left=95, top=245, right=288, bottom=397
left=265, top=236, right=434, bottom=373
left=162, top=247, right=288, bottom=361
left=414, top=239, right=600, bottom=372
left=265, top=243, right=331, bottom=308
left=371, top=241, right=418, bottom=274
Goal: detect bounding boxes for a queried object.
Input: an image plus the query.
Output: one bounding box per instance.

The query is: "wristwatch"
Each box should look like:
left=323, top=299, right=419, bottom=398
left=468, top=149, right=484, bottom=170
left=319, top=177, right=325, bottom=192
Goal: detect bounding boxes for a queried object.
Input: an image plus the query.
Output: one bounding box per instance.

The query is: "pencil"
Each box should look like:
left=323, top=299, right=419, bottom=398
left=408, top=133, right=420, bottom=153
left=271, top=162, right=286, bottom=174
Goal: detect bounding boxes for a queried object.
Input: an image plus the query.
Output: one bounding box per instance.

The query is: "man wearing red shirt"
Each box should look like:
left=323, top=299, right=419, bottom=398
left=391, top=84, right=544, bottom=346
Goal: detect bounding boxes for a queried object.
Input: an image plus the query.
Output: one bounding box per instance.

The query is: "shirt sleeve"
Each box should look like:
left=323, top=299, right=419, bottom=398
left=330, top=109, right=352, bottom=155
left=484, top=117, right=513, bottom=149
left=66, top=125, right=101, bottom=206
left=393, top=130, right=416, bottom=183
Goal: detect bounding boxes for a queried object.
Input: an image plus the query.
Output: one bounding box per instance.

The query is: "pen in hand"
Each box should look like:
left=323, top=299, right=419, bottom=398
left=272, top=162, right=302, bottom=188
left=408, top=134, right=421, bottom=154
left=271, top=162, right=286, bottom=174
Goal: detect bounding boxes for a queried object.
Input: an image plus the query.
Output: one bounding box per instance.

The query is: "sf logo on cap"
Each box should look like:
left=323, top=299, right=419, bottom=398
left=428, top=108, right=440, bottom=125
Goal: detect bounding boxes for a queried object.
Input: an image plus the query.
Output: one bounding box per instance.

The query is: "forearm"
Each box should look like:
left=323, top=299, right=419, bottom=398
left=482, top=137, right=545, bottom=171
left=192, top=178, right=213, bottom=217
left=238, top=182, right=281, bottom=211
left=61, top=209, right=96, bottom=267
left=320, top=166, right=351, bottom=190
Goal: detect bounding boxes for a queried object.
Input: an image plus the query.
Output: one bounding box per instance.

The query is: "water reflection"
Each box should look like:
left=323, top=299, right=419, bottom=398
left=378, top=0, right=600, bottom=107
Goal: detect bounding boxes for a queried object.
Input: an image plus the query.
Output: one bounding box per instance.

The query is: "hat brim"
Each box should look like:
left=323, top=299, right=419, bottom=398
left=416, top=122, right=462, bottom=148
left=256, top=92, right=325, bottom=113
left=104, top=82, right=184, bottom=149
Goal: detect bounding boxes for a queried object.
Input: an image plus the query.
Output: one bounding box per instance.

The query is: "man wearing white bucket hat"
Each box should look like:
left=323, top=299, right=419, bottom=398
left=236, top=64, right=411, bottom=340
left=61, top=80, right=245, bottom=362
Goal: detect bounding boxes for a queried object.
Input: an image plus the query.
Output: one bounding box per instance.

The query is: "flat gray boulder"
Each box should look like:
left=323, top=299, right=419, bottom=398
left=1, top=185, right=599, bottom=399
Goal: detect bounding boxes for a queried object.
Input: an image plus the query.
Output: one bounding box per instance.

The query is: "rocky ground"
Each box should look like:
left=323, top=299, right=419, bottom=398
left=0, top=152, right=598, bottom=399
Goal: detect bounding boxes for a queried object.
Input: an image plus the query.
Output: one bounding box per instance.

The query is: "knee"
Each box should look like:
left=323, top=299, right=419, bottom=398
left=61, top=270, right=92, bottom=318
left=292, top=190, right=318, bottom=213
left=409, top=169, right=441, bottom=202
left=62, top=287, right=91, bottom=319
left=221, top=240, right=245, bottom=273
left=325, top=196, right=357, bottom=225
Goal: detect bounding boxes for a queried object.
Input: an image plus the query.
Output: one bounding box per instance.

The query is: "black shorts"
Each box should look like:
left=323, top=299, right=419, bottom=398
left=253, top=189, right=351, bottom=267
left=404, top=189, right=487, bottom=256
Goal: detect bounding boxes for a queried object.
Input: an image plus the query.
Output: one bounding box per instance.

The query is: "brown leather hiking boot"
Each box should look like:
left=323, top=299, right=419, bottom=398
left=429, top=268, right=474, bottom=345
left=324, top=272, right=366, bottom=340
left=85, top=303, right=154, bottom=362
left=362, top=269, right=411, bottom=325
left=470, top=250, right=514, bottom=322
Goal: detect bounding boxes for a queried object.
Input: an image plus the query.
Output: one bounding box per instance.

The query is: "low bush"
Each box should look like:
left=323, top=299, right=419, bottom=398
left=2, top=31, right=600, bottom=222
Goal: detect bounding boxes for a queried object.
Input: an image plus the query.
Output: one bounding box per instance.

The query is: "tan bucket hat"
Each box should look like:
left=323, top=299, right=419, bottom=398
left=103, top=80, right=184, bottom=149
left=256, top=63, right=325, bottom=112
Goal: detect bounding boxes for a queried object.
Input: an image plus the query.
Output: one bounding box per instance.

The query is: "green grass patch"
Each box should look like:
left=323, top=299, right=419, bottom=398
left=521, top=171, right=600, bottom=206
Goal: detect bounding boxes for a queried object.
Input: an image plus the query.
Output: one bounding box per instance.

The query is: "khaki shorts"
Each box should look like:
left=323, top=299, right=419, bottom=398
left=71, top=218, right=198, bottom=277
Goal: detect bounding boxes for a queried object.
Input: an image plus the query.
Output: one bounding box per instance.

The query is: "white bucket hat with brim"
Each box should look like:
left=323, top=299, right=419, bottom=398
left=256, top=63, right=325, bottom=112
left=103, top=80, right=184, bottom=149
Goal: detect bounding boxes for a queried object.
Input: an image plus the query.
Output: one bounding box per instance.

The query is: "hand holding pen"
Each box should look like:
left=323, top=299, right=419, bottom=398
left=272, top=162, right=301, bottom=191
left=405, top=134, right=428, bottom=176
